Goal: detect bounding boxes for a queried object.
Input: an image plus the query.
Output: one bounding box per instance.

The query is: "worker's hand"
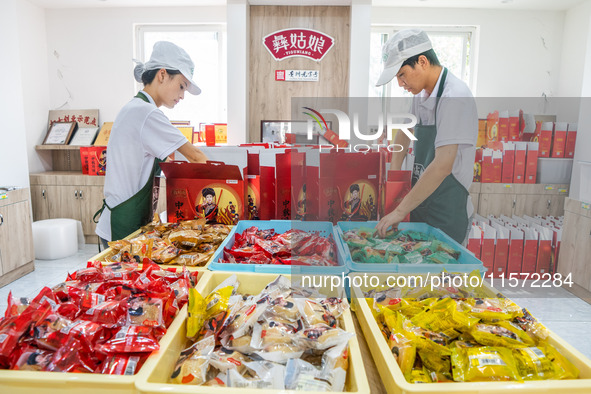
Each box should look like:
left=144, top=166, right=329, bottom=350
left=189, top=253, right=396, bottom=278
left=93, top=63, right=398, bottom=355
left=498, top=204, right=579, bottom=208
left=375, top=209, right=407, bottom=238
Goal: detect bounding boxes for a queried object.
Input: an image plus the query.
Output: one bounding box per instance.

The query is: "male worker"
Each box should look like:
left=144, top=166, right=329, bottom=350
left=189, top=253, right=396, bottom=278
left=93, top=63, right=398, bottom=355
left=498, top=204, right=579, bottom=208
left=375, top=29, right=477, bottom=244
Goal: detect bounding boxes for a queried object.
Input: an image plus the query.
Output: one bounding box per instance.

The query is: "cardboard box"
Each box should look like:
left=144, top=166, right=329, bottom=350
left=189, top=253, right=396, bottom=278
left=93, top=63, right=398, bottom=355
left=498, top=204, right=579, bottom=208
left=82, top=146, right=107, bottom=176
left=508, top=110, right=521, bottom=141
left=258, top=148, right=289, bottom=220
left=477, top=119, right=487, bottom=148
left=245, top=150, right=261, bottom=220
left=525, top=142, right=538, bottom=184
left=565, top=123, right=577, bottom=158
left=214, top=123, right=227, bottom=144
left=160, top=161, right=245, bottom=224
left=492, top=150, right=503, bottom=183
left=467, top=225, right=482, bottom=260
left=551, top=122, right=568, bottom=158
left=486, top=111, right=499, bottom=144
left=481, top=222, right=496, bottom=273
left=94, top=122, right=113, bottom=146
left=507, top=227, right=524, bottom=275
left=538, top=122, right=554, bottom=158
left=532, top=223, right=553, bottom=274
left=521, top=227, right=539, bottom=274
left=383, top=171, right=412, bottom=222
left=513, top=142, right=527, bottom=183
left=498, top=111, right=509, bottom=142
left=491, top=221, right=509, bottom=277
left=501, top=142, right=515, bottom=183
left=473, top=148, right=482, bottom=182
left=275, top=150, right=306, bottom=220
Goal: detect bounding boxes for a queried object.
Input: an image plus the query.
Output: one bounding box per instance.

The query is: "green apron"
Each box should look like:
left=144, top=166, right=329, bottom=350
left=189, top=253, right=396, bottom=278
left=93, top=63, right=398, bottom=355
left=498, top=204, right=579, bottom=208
left=410, top=68, right=470, bottom=244
left=93, top=92, right=164, bottom=241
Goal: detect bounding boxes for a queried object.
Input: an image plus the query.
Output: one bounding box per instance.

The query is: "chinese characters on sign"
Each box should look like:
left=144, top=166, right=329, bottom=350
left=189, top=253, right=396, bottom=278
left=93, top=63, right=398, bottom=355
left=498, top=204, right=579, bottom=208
left=275, top=70, right=320, bottom=82
left=263, top=28, right=335, bottom=62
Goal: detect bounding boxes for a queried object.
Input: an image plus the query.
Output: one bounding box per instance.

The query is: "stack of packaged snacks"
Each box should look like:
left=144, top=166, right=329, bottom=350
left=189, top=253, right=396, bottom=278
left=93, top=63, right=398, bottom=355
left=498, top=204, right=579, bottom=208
left=342, top=227, right=461, bottom=265
left=172, top=275, right=352, bottom=390
left=365, top=272, right=579, bottom=383
left=105, top=215, right=231, bottom=267
left=219, top=226, right=339, bottom=266
left=0, top=261, right=199, bottom=375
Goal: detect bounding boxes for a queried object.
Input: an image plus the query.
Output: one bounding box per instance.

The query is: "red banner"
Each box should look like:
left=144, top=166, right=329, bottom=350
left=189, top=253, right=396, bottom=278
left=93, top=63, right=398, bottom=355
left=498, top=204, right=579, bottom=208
left=263, top=28, right=335, bottom=61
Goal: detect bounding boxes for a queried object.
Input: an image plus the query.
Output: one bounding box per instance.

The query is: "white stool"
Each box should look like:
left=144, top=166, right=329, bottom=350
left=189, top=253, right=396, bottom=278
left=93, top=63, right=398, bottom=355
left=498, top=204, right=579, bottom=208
left=32, top=219, right=80, bottom=260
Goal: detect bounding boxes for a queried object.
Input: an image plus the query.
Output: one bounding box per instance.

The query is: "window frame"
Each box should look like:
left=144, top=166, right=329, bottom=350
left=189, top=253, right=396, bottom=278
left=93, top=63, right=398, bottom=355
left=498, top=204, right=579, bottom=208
left=371, top=24, right=479, bottom=97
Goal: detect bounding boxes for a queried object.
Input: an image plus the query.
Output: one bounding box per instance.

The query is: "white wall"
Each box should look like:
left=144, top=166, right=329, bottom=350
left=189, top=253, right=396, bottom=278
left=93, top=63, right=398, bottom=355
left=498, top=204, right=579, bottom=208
left=0, top=0, right=31, bottom=188
left=17, top=0, right=51, bottom=174
left=371, top=7, right=565, bottom=97
left=227, top=0, right=248, bottom=145
left=44, top=6, right=226, bottom=132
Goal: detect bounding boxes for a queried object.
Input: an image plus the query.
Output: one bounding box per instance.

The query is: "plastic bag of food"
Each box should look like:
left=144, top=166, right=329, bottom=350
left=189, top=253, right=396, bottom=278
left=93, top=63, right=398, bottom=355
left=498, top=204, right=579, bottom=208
left=298, top=324, right=353, bottom=351
left=284, top=358, right=331, bottom=391
left=513, top=346, right=557, bottom=380
left=513, top=308, right=549, bottom=343
left=408, top=367, right=433, bottom=383
left=467, top=298, right=523, bottom=321
left=169, top=252, right=210, bottom=267
left=470, top=321, right=535, bottom=348
left=4, top=292, right=30, bottom=318
left=100, top=354, right=147, bottom=375
left=31, top=308, right=72, bottom=351
left=543, top=343, right=580, bottom=380
left=97, top=325, right=160, bottom=353
left=81, top=299, right=127, bottom=327
left=226, top=360, right=285, bottom=389
left=127, top=296, right=164, bottom=328
left=45, top=337, right=99, bottom=373
left=170, top=336, right=215, bottom=385
left=254, top=342, right=305, bottom=364
left=320, top=341, right=349, bottom=391
left=12, top=346, right=54, bottom=371
left=221, top=295, right=268, bottom=343
left=384, top=310, right=416, bottom=378
left=151, top=245, right=180, bottom=264
left=208, top=347, right=250, bottom=374
left=266, top=296, right=299, bottom=321
left=451, top=346, right=521, bottom=382
left=187, top=288, right=206, bottom=338
left=296, top=298, right=337, bottom=328
left=411, top=297, right=478, bottom=338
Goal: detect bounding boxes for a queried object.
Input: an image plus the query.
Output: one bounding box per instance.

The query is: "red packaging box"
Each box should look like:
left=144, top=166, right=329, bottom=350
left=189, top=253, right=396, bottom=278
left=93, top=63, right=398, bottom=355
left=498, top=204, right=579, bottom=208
left=498, top=110, right=509, bottom=142
left=486, top=111, right=499, bottom=144
left=501, top=142, right=515, bottom=183
left=473, top=148, right=483, bottom=182
left=80, top=147, right=90, bottom=175
left=538, top=122, right=554, bottom=158
left=507, top=227, right=524, bottom=275
left=551, top=122, right=568, bottom=158
left=532, top=224, right=552, bottom=274
left=481, top=223, right=496, bottom=273
left=160, top=161, right=245, bottom=224
left=467, top=225, right=482, bottom=260
left=333, top=151, right=382, bottom=224
left=525, top=142, right=538, bottom=184
left=491, top=221, right=509, bottom=277
left=481, top=149, right=494, bottom=183
left=521, top=227, right=539, bottom=274
left=245, top=151, right=261, bottom=220
left=258, top=148, right=289, bottom=220
left=492, top=150, right=502, bottom=183
left=508, top=110, right=520, bottom=141
left=477, top=119, right=487, bottom=148
left=383, top=170, right=412, bottom=222
left=275, top=150, right=306, bottom=220
left=565, top=123, right=577, bottom=158
left=86, top=146, right=107, bottom=176
left=513, top=142, right=527, bottom=183
left=551, top=226, right=562, bottom=272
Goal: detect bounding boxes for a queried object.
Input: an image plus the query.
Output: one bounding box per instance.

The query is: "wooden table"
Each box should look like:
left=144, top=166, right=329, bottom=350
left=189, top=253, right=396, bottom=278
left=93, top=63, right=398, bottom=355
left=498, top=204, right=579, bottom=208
left=352, top=313, right=388, bottom=394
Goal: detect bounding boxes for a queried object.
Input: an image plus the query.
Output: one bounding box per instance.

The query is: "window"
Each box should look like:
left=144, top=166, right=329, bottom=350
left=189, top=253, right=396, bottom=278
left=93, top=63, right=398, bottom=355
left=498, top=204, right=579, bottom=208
left=135, top=24, right=227, bottom=133
left=369, top=25, right=478, bottom=98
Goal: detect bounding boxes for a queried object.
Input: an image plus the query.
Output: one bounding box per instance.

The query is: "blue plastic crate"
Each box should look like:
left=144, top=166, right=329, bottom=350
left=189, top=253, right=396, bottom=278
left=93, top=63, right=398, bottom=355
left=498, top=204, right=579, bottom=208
left=336, top=221, right=485, bottom=275
left=209, top=220, right=349, bottom=275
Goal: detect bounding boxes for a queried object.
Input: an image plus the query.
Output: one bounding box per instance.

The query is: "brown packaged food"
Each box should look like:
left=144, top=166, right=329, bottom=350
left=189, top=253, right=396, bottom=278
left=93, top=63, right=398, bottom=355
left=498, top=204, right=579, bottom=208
left=170, top=252, right=211, bottom=267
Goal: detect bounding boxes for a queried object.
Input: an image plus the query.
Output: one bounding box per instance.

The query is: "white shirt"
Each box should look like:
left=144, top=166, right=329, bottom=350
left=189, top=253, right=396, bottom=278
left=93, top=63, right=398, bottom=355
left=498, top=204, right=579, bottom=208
left=96, top=91, right=187, bottom=241
left=411, top=68, right=478, bottom=217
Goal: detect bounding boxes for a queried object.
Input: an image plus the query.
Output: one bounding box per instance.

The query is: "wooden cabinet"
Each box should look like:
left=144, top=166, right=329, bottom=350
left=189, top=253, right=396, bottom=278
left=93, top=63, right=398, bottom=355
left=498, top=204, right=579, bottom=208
left=0, top=188, right=35, bottom=287
left=558, top=198, right=591, bottom=292
left=474, top=183, right=568, bottom=217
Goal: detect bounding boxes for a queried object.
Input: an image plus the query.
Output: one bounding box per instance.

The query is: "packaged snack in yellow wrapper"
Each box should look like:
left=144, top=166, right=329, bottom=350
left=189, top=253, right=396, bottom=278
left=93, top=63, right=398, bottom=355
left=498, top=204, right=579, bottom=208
left=514, top=308, right=550, bottom=344
left=409, top=367, right=433, bottom=383
left=411, top=297, right=478, bottom=338
left=187, top=286, right=233, bottom=339
left=513, top=346, right=557, bottom=380
left=470, top=321, right=535, bottom=348
left=187, top=288, right=206, bottom=339
left=384, top=309, right=416, bottom=379
left=543, top=343, right=580, bottom=380
left=451, top=346, right=521, bottom=382
left=466, top=297, right=523, bottom=321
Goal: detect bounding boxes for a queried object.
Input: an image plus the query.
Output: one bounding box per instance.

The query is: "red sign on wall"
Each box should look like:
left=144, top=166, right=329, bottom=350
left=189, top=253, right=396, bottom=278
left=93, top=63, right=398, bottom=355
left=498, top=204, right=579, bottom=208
left=263, top=28, right=335, bottom=62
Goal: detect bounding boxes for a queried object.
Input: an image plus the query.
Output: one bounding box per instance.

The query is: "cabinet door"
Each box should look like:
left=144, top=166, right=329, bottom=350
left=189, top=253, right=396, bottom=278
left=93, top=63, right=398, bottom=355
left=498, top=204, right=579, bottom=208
left=30, top=185, right=51, bottom=221
left=478, top=193, right=515, bottom=217
left=575, top=215, right=591, bottom=291
left=78, top=185, right=104, bottom=235
left=47, top=185, right=83, bottom=222
left=548, top=195, right=566, bottom=217
left=514, top=194, right=549, bottom=217
left=0, top=200, right=34, bottom=274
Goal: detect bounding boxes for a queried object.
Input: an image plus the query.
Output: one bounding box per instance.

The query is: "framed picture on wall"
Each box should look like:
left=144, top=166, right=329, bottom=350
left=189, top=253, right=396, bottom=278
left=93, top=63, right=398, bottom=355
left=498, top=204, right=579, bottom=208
left=43, top=121, right=77, bottom=145
left=261, top=120, right=332, bottom=144
left=69, top=126, right=99, bottom=146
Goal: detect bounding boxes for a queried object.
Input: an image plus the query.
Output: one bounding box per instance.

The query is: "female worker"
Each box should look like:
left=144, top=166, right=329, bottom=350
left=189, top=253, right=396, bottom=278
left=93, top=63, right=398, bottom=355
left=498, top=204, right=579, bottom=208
left=95, top=41, right=207, bottom=247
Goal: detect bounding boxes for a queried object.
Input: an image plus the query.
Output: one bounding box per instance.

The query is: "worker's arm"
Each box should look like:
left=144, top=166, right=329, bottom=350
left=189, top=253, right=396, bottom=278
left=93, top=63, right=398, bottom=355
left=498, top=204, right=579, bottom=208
left=177, top=142, right=208, bottom=163
left=390, top=129, right=413, bottom=171
left=376, top=143, right=458, bottom=237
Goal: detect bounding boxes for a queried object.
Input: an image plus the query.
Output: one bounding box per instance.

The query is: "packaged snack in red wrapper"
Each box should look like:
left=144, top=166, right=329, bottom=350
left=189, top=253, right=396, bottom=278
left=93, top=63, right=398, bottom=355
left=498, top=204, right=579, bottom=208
left=31, top=307, right=72, bottom=351
left=4, top=292, right=30, bottom=318
left=57, top=301, right=80, bottom=321
left=45, top=337, right=98, bottom=373
left=81, top=299, right=127, bottom=327
left=127, top=296, right=164, bottom=327
left=100, top=353, right=147, bottom=375
left=12, top=346, right=54, bottom=371
left=60, top=319, right=105, bottom=350
left=97, top=325, right=160, bottom=353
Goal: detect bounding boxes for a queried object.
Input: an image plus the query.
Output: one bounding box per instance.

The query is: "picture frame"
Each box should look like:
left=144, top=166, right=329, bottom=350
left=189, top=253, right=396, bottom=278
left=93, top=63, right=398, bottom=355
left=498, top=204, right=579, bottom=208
left=261, top=120, right=332, bottom=144
left=69, top=126, right=99, bottom=146
left=43, top=121, right=77, bottom=145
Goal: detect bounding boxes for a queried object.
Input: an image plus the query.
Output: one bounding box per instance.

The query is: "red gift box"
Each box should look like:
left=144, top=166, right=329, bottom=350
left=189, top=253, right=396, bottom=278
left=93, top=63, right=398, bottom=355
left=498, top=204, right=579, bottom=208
left=160, top=161, right=245, bottom=224
left=565, top=123, right=577, bottom=158
left=481, top=222, right=496, bottom=274
left=525, top=142, right=538, bottom=184
left=508, top=110, right=521, bottom=141
left=481, top=149, right=494, bottom=183
left=513, top=142, right=527, bottom=184
left=501, top=142, right=515, bottom=183
left=498, top=110, right=509, bottom=142
left=383, top=170, right=412, bottom=222
left=258, top=148, right=289, bottom=220
left=532, top=223, right=553, bottom=274
left=551, top=122, right=568, bottom=158
left=538, top=122, right=553, bottom=158
left=492, top=150, right=502, bottom=183
left=520, top=227, right=539, bottom=274
left=507, top=226, right=524, bottom=275
left=473, top=148, right=483, bottom=182
left=275, top=150, right=306, bottom=220
left=491, top=221, right=509, bottom=278
left=486, top=111, right=499, bottom=144
left=467, top=225, right=482, bottom=260
left=245, top=150, right=261, bottom=220
left=84, top=146, right=107, bottom=176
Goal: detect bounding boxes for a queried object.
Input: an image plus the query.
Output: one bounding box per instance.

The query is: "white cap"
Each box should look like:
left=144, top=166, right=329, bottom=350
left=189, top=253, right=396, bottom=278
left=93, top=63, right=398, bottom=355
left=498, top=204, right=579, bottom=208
left=134, top=41, right=201, bottom=95
left=376, top=29, right=433, bottom=87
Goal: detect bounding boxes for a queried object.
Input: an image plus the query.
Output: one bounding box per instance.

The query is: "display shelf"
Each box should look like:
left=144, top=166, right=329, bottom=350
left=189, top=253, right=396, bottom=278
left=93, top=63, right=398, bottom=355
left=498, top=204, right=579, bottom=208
left=35, top=144, right=92, bottom=151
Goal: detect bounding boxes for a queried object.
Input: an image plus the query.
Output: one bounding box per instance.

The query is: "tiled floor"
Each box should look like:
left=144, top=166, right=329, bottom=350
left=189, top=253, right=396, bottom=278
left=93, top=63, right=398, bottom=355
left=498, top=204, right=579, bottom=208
left=1, top=248, right=591, bottom=361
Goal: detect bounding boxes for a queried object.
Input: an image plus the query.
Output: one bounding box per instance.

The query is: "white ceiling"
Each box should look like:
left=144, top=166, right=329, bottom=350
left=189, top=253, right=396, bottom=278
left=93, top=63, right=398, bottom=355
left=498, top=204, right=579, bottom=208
left=25, top=0, right=588, bottom=10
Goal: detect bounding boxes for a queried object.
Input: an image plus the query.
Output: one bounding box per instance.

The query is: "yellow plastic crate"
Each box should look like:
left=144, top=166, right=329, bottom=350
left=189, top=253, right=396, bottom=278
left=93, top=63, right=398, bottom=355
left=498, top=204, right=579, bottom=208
left=0, top=302, right=186, bottom=394
left=134, top=271, right=371, bottom=394
left=350, top=272, right=591, bottom=394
